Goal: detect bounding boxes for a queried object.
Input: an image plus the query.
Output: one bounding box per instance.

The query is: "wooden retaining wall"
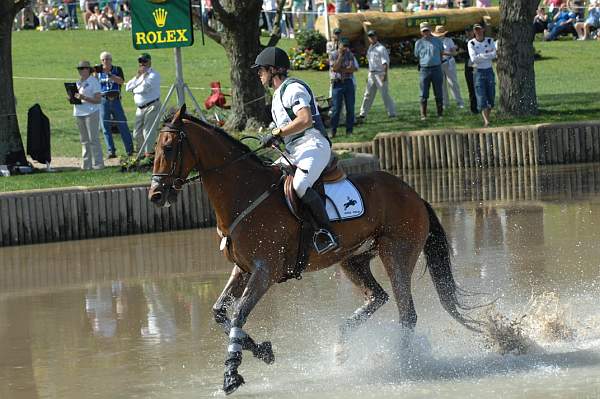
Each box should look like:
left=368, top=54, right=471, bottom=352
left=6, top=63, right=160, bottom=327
left=0, top=156, right=379, bottom=248
left=333, top=121, right=600, bottom=172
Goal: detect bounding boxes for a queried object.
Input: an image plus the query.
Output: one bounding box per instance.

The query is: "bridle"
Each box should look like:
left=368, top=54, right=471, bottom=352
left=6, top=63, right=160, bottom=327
left=151, top=120, right=264, bottom=191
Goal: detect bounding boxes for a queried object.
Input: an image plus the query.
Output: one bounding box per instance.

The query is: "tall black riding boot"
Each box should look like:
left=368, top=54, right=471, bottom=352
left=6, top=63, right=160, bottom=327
left=420, top=101, right=427, bottom=120
left=436, top=101, right=444, bottom=117
left=301, top=187, right=338, bottom=254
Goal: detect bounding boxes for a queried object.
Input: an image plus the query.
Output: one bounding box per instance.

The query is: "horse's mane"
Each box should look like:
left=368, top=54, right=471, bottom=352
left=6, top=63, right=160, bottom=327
left=163, top=111, right=267, bottom=166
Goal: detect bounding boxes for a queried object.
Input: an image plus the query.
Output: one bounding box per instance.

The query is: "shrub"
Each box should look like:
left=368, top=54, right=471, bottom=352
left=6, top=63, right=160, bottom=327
left=295, top=30, right=327, bottom=55
left=289, top=47, right=329, bottom=71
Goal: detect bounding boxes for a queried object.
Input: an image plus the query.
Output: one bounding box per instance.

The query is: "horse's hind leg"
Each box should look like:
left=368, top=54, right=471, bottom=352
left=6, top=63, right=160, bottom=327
left=336, top=252, right=389, bottom=361
left=212, top=266, right=274, bottom=366
left=378, top=237, right=420, bottom=347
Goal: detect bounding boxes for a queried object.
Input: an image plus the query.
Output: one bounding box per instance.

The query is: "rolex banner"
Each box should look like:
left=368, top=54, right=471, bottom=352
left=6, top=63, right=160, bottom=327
left=131, top=0, right=194, bottom=50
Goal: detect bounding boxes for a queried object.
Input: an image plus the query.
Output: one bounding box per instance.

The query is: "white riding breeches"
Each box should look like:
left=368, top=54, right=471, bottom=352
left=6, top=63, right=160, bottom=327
left=275, top=128, right=331, bottom=198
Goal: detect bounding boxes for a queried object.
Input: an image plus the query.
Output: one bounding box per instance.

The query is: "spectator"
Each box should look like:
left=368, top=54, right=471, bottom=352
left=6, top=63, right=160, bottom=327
left=336, top=0, right=352, bottom=13
left=64, top=0, right=79, bottom=28
left=533, top=6, right=549, bottom=34
left=435, top=0, right=449, bottom=8
left=463, top=25, right=478, bottom=114
left=544, top=0, right=564, bottom=16
left=125, top=53, right=161, bottom=159
left=38, top=5, right=55, bottom=31
left=574, top=1, right=600, bottom=40
left=97, top=51, right=134, bottom=158
left=87, top=5, right=102, bottom=30
left=414, top=22, right=445, bottom=120
left=468, top=24, right=496, bottom=127
left=56, top=6, right=72, bottom=30
left=72, top=61, right=104, bottom=170
left=120, top=1, right=131, bottom=30
left=476, top=0, right=490, bottom=7
left=356, top=0, right=370, bottom=12
left=329, top=37, right=357, bottom=137
left=545, top=3, right=577, bottom=40
left=358, top=30, right=396, bottom=122
left=432, top=25, right=465, bottom=109
left=100, top=5, right=117, bottom=30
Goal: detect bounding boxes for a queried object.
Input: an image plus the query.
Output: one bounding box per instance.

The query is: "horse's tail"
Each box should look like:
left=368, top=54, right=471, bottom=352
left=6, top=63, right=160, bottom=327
left=422, top=200, right=484, bottom=333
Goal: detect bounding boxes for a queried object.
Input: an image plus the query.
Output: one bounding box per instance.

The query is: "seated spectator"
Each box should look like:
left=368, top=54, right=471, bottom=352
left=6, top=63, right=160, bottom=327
left=533, top=6, right=549, bottom=34
left=544, top=0, right=564, bottom=16
left=56, top=5, right=72, bottom=30
left=85, top=0, right=99, bottom=29
left=575, top=1, right=600, bottom=39
left=120, top=2, right=131, bottom=30
left=569, top=0, right=585, bottom=19
left=99, top=5, right=117, bottom=29
left=545, top=3, right=577, bottom=40
left=38, top=5, right=56, bottom=31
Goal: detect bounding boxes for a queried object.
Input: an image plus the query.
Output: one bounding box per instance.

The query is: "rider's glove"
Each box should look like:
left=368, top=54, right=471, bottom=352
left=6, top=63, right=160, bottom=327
left=261, top=128, right=282, bottom=148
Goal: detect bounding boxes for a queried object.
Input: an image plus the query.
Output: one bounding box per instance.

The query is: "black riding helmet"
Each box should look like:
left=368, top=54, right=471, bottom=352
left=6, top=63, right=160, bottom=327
left=252, top=47, right=290, bottom=70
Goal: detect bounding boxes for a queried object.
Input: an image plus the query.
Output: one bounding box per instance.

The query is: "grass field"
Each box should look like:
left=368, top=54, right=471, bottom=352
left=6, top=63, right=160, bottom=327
left=4, top=29, right=600, bottom=192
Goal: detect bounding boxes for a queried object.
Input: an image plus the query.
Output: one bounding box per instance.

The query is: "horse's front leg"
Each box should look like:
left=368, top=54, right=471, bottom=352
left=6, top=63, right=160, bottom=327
left=223, top=260, right=273, bottom=395
left=212, top=265, right=275, bottom=365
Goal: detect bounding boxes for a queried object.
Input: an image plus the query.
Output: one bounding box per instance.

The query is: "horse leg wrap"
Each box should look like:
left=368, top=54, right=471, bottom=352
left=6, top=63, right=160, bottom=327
left=223, top=351, right=244, bottom=395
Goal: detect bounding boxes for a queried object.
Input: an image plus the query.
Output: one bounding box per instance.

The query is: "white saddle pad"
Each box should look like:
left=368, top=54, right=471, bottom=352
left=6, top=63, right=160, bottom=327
left=324, top=179, right=364, bottom=221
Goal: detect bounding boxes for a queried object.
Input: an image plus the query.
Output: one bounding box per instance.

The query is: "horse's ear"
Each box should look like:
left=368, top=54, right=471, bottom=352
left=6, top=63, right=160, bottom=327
left=171, top=104, right=187, bottom=125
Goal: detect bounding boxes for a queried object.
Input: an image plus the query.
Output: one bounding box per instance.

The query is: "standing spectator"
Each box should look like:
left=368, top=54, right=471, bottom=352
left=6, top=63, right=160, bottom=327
left=414, top=22, right=445, bottom=120
left=533, top=6, right=549, bottom=34
left=545, top=3, right=577, bottom=40
left=432, top=25, right=465, bottom=109
left=468, top=24, right=496, bottom=127
left=544, top=0, right=564, bottom=16
left=72, top=61, right=104, bottom=170
left=574, top=1, right=600, bottom=40
left=329, top=37, right=357, bottom=137
left=97, top=51, right=134, bottom=158
left=125, top=53, right=161, bottom=159
left=120, top=1, right=131, bottom=29
left=358, top=30, right=396, bottom=122
left=292, top=0, right=306, bottom=31
left=336, top=0, right=352, bottom=13
left=64, top=0, right=79, bottom=28
left=463, top=25, right=478, bottom=114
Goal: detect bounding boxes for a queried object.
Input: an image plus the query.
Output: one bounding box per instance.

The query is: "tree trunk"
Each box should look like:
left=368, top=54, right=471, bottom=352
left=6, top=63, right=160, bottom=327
left=209, top=0, right=284, bottom=130
left=0, top=1, right=27, bottom=166
left=221, top=17, right=269, bottom=130
left=497, top=0, right=539, bottom=116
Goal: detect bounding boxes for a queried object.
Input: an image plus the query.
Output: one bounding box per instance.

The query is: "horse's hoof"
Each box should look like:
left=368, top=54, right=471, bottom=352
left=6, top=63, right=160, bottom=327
left=223, top=371, right=245, bottom=395
left=255, top=341, right=275, bottom=365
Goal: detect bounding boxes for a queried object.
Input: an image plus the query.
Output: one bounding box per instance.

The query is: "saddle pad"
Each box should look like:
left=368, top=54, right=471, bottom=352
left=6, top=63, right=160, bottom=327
left=324, top=179, right=364, bottom=221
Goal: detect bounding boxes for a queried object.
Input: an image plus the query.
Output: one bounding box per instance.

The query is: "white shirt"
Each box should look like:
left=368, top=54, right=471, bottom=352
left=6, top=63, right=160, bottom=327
left=366, top=41, right=389, bottom=73
left=74, top=76, right=101, bottom=117
left=125, top=68, right=161, bottom=107
left=271, top=80, right=319, bottom=144
left=441, top=37, right=457, bottom=62
left=468, top=37, right=496, bottom=69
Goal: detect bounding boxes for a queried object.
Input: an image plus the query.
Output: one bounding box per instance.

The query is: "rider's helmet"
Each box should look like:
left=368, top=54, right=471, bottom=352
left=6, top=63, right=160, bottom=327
left=252, top=47, right=290, bottom=73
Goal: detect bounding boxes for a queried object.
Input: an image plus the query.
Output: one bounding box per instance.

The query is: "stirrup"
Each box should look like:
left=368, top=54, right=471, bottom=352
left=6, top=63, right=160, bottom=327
left=313, top=229, right=338, bottom=255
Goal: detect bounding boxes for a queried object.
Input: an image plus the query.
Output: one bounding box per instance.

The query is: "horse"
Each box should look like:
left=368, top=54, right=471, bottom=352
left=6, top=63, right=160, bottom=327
left=148, top=105, right=482, bottom=395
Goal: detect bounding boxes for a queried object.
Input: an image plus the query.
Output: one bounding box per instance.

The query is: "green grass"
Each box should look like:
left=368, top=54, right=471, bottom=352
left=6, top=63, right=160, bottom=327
left=5, top=29, right=600, bottom=192
left=0, top=166, right=149, bottom=192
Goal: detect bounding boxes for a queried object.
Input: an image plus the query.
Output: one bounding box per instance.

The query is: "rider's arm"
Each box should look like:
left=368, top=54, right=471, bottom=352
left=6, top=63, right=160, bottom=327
left=275, top=107, right=312, bottom=137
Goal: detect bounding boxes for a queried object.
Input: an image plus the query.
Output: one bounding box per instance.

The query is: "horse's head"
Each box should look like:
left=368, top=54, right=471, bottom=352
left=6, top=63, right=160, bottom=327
left=148, top=105, right=198, bottom=207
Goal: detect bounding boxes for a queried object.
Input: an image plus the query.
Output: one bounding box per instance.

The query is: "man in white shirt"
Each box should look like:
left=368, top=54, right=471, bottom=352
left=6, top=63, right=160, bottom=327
left=125, top=53, right=161, bottom=158
left=358, top=30, right=396, bottom=121
left=468, top=24, right=496, bottom=127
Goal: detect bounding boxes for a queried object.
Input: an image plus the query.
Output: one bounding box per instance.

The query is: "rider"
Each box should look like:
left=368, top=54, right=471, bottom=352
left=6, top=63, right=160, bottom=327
left=253, top=46, right=338, bottom=255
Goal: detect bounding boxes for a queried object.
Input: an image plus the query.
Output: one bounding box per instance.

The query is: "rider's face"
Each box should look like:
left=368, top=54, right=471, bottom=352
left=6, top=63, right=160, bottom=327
left=257, top=66, right=270, bottom=86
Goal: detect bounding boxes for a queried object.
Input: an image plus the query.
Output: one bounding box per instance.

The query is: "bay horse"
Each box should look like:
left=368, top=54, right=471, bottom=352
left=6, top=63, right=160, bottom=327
left=148, top=105, right=481, bottom=395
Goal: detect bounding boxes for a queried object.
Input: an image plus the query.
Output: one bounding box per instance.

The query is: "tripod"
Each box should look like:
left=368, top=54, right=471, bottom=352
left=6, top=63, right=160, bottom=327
left=136, top=47, right=205, bottom=160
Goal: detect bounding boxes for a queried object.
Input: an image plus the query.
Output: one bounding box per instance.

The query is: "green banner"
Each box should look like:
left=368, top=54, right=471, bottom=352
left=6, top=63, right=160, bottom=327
left=131, top=0, right=194, bottom=50
left=406, top=16, right=447, bottom=28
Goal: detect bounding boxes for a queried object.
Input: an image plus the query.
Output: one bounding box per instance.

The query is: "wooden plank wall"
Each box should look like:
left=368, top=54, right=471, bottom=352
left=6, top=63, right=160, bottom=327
left=0, top=157, right=378, bottom=247
left=333, top=121, right=600, bottom=172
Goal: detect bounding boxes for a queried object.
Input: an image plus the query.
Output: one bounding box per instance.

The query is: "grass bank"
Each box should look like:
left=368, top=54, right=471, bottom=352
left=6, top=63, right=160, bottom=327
left=5, top=30, right=600, bottom=191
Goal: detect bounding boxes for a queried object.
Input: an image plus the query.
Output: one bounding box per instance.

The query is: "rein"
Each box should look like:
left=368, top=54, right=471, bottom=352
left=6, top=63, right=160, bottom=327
left=152, top=122, right=264, bottom=189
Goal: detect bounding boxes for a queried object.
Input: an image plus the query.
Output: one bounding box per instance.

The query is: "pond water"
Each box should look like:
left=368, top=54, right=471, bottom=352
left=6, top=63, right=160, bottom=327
left=1, top=166, right=600, bottom=399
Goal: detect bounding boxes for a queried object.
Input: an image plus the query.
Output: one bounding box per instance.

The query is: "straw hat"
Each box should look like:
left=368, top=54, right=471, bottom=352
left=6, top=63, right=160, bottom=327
left=432, top=25, right=448, bottom=37
left=76, top=60, right=92, bottom=70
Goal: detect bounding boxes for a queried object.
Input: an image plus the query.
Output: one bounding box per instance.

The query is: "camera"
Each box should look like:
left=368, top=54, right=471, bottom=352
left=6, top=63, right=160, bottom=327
left=94, top=65, right=102, bottom=74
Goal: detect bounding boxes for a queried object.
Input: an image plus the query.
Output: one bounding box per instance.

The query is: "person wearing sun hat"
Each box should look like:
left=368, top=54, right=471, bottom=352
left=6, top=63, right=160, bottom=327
left=432, top=25, right=464, bottom=110
left=72, top=60, right=104, bottom=170
left=414, top=21, right=445, bottom=120
left=125, top=52, right=161, bottom=159
left=468, top=23, right=496, bottom=127
left=358, top=29, right=396, bottom=121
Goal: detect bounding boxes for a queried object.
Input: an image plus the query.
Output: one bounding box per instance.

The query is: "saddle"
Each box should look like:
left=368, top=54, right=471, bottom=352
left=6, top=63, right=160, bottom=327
left=278, top=155, right=346, bottom=283
left=284, top=155, right=346, bottom=219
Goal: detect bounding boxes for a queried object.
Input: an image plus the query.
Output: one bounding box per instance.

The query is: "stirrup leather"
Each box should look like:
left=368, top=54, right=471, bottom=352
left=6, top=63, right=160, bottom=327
left=313, top=228, right=338, bottom=255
